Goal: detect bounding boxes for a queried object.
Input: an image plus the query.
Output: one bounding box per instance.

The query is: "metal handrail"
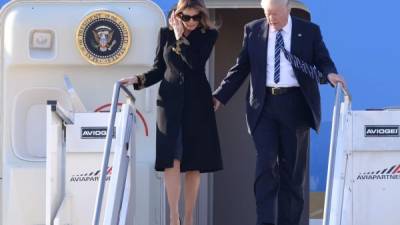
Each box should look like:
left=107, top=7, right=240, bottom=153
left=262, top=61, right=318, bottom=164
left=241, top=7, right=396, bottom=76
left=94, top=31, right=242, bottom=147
left=13, top=101, right=74, bottom=163
left=47, top=100, right=75, bottom=125
left=323, top=83, right=351, bottom=225
left=339, top=83, right=351, bottom=102
left=92, top=81, right=135, bottom=225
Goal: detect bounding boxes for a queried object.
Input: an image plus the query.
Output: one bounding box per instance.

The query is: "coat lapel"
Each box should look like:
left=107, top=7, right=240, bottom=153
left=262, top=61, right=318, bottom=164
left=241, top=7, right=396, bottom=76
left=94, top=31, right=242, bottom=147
left=290, top=17, right=303, bottom=59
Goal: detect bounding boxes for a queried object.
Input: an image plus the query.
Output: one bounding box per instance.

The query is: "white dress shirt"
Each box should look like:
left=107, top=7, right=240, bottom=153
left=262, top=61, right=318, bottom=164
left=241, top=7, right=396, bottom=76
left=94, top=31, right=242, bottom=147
left=266, top=16, right=299, bottom=87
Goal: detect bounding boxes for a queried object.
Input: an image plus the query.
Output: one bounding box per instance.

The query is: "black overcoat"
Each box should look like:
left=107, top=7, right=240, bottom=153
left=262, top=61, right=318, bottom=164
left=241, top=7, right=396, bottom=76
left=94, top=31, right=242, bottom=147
left=135, top=27, right=223, bottom=173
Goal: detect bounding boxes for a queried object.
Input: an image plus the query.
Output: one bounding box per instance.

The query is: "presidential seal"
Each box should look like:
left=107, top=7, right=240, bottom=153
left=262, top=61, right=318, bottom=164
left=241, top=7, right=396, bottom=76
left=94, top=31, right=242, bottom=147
left=76, top=10, right=131, bottom=66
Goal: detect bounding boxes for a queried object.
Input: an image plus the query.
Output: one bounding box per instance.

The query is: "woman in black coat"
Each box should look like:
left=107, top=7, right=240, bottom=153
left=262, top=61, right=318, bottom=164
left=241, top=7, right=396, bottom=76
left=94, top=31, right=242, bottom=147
left=121, top=1, right=222, bottom=224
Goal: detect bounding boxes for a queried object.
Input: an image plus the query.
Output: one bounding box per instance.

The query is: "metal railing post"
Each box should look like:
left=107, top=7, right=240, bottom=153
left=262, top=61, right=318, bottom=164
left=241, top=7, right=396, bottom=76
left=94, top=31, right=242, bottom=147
left=323, top=83, right=351, bottom=225
left=92, top=82, right=135, bottom=225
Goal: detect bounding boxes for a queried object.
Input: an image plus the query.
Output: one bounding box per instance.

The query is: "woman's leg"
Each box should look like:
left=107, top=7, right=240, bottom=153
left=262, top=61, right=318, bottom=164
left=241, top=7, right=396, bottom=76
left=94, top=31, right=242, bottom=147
left=165, top=160, right=182, bottom=225
left=183, top=170, right=201, bottom=225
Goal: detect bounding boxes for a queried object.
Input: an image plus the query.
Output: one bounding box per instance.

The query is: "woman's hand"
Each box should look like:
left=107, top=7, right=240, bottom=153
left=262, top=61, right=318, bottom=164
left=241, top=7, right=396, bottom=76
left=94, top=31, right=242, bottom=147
left=119, top=76, right=139, bottom=85
left=213, top=97, right=222, bottom=111
left=169, top=10, right=184, bottom=40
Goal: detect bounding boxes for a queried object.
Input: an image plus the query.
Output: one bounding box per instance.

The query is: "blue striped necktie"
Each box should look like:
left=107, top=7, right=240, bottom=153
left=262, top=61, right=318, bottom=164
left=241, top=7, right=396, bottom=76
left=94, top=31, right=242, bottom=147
left=275, top=30, right=323, bottom=83
left=274, top=31, right=283, bottom=83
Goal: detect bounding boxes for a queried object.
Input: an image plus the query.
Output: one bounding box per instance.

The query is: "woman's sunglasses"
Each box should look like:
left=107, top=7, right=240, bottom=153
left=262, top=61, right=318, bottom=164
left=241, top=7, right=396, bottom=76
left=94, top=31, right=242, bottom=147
left=179, top=13, right=202, bottom=22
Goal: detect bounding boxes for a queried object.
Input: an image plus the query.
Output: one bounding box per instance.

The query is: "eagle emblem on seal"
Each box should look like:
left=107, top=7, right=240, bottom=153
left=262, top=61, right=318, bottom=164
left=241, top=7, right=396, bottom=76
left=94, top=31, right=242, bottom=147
left=92, top=25, right=117, bottom=52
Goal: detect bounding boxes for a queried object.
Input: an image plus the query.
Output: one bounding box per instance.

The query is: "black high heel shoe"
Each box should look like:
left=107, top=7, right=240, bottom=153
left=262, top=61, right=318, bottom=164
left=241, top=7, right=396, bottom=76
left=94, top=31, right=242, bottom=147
left=179, top=218, right=182, bottom=225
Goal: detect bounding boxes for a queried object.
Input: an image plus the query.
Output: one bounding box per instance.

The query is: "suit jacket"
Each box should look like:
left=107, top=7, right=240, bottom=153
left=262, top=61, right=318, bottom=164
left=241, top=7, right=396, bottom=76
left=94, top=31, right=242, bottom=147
left=214, top=17, right=337, bottom=134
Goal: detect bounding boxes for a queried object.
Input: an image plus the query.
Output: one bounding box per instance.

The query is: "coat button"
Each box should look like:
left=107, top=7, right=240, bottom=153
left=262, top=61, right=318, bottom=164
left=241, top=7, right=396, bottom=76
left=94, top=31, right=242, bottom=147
left=251, top=98, right=260, bottom=109
left=179, top=76, right=184, bottom=85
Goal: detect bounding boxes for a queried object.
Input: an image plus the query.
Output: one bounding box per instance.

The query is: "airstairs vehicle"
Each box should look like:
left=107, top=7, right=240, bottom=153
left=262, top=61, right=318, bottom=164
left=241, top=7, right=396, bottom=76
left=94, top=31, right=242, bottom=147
left=46, top=81, right=140, bottom=225
left=323, top=84, right=400, bottom=225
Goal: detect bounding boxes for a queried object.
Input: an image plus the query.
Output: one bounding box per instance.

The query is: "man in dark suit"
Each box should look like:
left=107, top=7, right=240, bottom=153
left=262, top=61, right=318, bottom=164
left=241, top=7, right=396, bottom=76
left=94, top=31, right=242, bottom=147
left=213, top=0, right=346, bottom=225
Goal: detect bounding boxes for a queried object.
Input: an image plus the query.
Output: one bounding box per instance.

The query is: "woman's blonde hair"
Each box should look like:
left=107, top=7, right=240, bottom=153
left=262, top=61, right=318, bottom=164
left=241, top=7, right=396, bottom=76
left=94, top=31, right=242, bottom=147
left=175, top=0, right=215, bottom=30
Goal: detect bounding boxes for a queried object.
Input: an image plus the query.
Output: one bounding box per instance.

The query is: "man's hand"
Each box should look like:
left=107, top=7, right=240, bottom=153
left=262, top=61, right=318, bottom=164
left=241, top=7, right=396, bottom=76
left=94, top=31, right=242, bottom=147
left=327, top=73, right=347, bottom=90
left=213, top=97, right=222, bottom=111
